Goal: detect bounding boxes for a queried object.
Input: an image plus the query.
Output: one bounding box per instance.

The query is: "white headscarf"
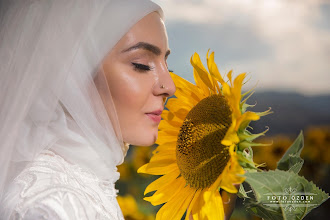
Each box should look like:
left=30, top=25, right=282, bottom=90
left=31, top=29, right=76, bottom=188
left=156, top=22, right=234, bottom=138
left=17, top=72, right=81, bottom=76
left=0, top=0, right=163, bottom=209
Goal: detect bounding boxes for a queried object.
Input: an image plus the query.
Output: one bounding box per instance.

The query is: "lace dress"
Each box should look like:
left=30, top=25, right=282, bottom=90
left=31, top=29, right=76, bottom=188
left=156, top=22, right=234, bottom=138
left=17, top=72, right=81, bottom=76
left=8, top=150, right=124, bottom=220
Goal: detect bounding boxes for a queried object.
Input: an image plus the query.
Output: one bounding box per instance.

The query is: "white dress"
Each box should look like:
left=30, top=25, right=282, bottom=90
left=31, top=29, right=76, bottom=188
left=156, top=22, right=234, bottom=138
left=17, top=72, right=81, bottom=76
left=8, top=150, right=124, bottom=220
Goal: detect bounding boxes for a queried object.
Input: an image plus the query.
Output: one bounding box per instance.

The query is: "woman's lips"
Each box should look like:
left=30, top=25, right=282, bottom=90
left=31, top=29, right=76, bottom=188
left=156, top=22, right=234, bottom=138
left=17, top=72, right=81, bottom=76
left=146, top=109, right=163, bottom=123
left=145, top=113, right=162, bottom=123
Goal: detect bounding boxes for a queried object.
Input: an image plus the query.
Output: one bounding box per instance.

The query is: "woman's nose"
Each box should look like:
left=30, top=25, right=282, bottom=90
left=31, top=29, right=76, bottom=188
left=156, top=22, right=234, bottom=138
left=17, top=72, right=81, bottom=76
left=154, top=67, right=176, bottom=98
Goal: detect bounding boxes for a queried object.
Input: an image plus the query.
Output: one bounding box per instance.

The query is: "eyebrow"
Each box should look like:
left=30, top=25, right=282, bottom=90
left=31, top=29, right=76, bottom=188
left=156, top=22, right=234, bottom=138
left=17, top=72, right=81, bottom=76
left=122, top=42, right=171, bottom=58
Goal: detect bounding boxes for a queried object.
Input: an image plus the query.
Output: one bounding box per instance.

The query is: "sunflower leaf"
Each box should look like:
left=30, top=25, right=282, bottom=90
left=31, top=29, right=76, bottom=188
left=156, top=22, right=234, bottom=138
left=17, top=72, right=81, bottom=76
left=243, top=170, right=329, bottom=220
left=237, top=184, right=249, bottom=199
left=276, top=131, right=304, bottom=173
left=237, top=149, right=257, bottom=171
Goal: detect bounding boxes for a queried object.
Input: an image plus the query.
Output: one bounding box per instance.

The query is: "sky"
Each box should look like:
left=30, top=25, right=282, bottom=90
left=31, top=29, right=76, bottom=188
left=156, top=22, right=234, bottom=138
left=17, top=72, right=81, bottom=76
left=154, top=0, right=330, bottom=96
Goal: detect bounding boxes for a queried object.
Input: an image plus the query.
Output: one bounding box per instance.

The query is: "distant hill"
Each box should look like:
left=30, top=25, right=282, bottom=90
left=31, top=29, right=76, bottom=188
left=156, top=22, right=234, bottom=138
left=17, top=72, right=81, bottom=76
left=246, top=91, right=330, bottom=136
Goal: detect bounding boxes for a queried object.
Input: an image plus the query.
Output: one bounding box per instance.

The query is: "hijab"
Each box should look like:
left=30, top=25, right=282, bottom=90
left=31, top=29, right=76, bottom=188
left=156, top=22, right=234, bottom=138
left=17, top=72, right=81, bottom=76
left=0, top=0, right=163, bottom=212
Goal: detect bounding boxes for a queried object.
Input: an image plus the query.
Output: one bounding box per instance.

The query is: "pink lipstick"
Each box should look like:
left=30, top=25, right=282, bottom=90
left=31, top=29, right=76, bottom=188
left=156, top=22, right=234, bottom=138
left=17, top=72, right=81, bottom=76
left=145, top=109, right=163, bottom=123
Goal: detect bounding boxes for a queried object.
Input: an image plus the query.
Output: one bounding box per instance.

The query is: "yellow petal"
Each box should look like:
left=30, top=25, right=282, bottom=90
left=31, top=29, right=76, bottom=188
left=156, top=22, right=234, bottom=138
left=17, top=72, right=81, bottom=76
left=236, top=111, right=260, bottom=130
left=170, top=72, right=204, bottom=102
left=185, top=189, right=202, bottom=220
left=166, top=98, right=193, bottom=114
left=233, top=73, right=245, bottom=96
left=222, top=83, right=231, bottom=97
left=157, top=130, right=178, bottom=140
left=145, top=177, right=186, bottom=206
left=191, top=189, right=225, bottom=220
left=156, top=135, right=177, bottom=146
left=227, top=70, right=233, bottom=86
left=173, top=108, right=190, bottom=121
left=158, top=119, right=182, bottom=132
left=221, top=120, right=239, bottom=146
left=191, top=53, right=213, bottom=90
left=161, top=110, right=175, bottom=121
left=156, top=184, right=196, bottom=220
left=175, top=87, right=202, bottom=106
left=206, top=51, right=225, bottom=85
left=150, top=150, right=176, bottom=163
left=158, top=128, right=179, bottom=137
left=220, top=172, right=244, bottom=193
left=170, top=72, right=198, bottom=93
left=220, top=155, right=245, bottom=193
left=153, top=142, right=176, bottom=154
left=145, top=169, right=181, bottom=194
left=193, top=68, right=210, bottom=96
left=138, top=161, right=177, bottom=175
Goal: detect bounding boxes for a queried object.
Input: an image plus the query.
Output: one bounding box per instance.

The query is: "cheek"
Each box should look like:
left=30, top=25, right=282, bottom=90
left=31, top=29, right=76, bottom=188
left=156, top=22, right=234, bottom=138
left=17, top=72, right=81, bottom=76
left=109, top=70, right=150, bottom=111
left=104, top=64, right=159, bottom=145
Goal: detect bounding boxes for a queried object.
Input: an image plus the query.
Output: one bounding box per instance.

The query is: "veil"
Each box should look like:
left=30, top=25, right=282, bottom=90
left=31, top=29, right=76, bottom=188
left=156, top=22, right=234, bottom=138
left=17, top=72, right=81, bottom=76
left=0, top=0, right=163, bottom=215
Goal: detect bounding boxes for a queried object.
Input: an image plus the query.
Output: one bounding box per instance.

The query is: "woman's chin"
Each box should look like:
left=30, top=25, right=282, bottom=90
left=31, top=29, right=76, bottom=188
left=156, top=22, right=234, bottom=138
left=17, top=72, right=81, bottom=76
left=125, top=132, right=158, bottom=147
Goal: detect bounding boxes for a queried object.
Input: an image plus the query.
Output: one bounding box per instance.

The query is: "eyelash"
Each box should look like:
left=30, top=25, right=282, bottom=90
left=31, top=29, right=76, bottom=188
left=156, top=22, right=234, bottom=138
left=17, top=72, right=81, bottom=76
left=132, top=62, right=152, bottom=72
left=131, top=62, right=173, bottom=73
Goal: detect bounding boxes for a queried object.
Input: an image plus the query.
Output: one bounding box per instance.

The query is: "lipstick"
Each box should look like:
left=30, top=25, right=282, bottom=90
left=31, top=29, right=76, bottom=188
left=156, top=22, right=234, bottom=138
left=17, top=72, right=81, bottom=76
left=145, top=109, right=163, bottom=123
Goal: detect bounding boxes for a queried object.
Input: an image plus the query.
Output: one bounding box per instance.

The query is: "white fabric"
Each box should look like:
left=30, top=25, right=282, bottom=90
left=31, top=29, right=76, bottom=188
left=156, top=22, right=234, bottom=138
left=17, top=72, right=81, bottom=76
left=8, top=150, right=124, bottom=220
left=0, top=0, right=163, bottom=219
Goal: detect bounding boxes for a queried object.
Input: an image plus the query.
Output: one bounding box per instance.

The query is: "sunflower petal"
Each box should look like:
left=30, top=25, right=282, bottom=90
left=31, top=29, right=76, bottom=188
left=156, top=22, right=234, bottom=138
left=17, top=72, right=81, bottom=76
left=170, top=72, right=205, bottom=102
left=206, top=51, right=225, bottom=85
left=227, top=70, right=233, bottom=86
left=221, top=121, right=240, bottom=146
left=153, top=142, right=176, bottom=154
left=166, top=98, right=193, bottom=114
left=145, top=169, right=181, bottom=194
left=233, top=73, right=245, bottom=95
left=157, top=130, right=178, bottom=139
left=145, top=177, right=186, bottom=206
left=175, top=87, right=203, bottom=106
left=150, top=150, right=176, bottom=162
left=191, top=58, right=212, bottom=96
left=138, top=161, right=177, bottom=175
left=185, top=189, right=202, bottom=220
left=158, top=127, right=179, bottom=137
left=193, top=68, right=210, bottom=96
left=158, top=118, right=182, bottom=132
left=170, top=72, right=197, bottom=92
left=156, top=184, right=196, bottom=220
left=156, top=134, right=177, bottom=146
left=191, top=189, right=225, bottom=220
left=236, top=111, right=260, bottom=130
left=220, top=155, right=245, bottom=193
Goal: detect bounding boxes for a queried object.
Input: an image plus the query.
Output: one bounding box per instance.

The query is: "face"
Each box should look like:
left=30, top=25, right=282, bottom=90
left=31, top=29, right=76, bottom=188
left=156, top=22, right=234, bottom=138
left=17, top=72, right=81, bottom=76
left=101, top=12, right=176, bottom=146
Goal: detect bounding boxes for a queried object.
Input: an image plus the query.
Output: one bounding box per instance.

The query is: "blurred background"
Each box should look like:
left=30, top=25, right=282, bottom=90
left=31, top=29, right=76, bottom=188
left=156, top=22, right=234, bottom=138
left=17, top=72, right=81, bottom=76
left=116, top=0, right=330, bottom=219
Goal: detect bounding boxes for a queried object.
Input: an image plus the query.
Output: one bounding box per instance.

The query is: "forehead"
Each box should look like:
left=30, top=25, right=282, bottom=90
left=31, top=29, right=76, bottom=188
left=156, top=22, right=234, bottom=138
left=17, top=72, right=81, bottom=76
left=113, top=12, right=169, bottom=53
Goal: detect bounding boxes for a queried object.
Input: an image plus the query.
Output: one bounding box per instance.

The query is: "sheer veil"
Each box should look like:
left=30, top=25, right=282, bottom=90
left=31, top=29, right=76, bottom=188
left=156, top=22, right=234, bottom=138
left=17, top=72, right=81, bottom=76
left=0, top=0, right=163, bottom=216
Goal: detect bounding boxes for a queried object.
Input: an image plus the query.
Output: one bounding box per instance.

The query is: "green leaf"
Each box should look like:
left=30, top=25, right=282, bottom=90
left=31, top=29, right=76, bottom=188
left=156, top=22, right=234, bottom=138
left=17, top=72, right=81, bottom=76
left=237, top=147, right=257, bottom=171
left=277, top=131, right=304, bottom=173
left=237, top=183, right=249, bottom=199
left=243, top=170, right=329, bottom=220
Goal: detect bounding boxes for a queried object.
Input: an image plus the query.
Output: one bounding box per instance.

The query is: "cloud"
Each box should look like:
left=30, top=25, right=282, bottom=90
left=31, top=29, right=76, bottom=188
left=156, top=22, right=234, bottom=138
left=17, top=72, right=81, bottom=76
left=154, top=0, right=330, bottom=95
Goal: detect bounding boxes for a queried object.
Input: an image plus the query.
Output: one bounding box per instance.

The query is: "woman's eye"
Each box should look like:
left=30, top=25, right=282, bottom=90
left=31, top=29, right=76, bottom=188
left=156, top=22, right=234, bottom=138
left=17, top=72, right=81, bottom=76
left=132, top=62, right=152, bottom=72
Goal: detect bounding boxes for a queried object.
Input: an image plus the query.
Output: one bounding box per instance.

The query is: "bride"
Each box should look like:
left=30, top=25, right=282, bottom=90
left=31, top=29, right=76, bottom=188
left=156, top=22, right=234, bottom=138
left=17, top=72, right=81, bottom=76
left=0, top=0, right=237, bottom=219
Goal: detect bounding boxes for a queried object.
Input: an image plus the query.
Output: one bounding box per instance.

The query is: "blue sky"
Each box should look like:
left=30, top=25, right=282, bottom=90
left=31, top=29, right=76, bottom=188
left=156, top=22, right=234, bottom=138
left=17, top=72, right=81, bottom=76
left=154, top=0, right=330, bottom=95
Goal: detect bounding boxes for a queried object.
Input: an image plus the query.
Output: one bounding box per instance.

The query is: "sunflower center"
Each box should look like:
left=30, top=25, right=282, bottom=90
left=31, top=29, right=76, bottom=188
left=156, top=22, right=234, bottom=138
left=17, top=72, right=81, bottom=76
left=176, top=94, right=232, bottom=189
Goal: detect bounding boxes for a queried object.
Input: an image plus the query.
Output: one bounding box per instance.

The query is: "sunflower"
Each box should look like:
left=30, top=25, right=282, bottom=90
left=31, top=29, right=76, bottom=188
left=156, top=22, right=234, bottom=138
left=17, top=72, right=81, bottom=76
left=138, top=51, right=271, bottom=220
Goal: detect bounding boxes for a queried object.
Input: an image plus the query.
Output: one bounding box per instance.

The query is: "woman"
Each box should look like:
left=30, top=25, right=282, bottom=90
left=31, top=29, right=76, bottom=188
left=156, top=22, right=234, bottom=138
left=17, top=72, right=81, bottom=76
left=0, top=0, right=236, bottom=219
